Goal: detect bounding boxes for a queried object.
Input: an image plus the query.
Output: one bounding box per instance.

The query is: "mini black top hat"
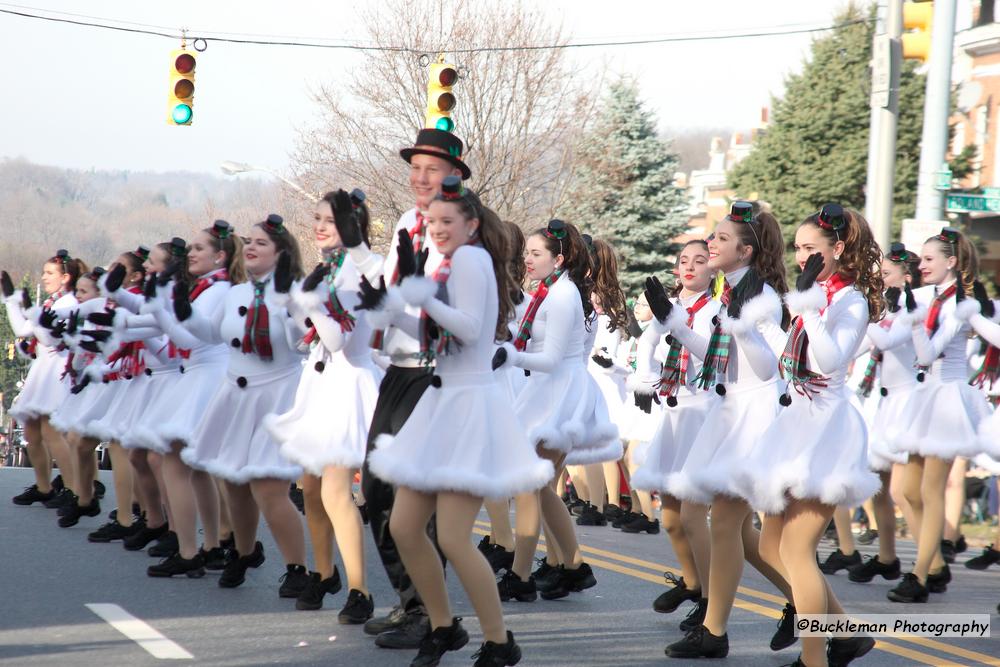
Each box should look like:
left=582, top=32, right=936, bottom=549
left=169, top=237, right=187, bottom=258
left=887, top=242, right=911, bottom=263
left=132, top=245, right=150, bottom=261
left=400, top=129, right=472, bottom=180
left=544, top=219, right=567, bottom=240
left=438, top=175, right=466, bottom=201
left=727, top=201, right=755, bottom=224
left=817, top=203, right=848, bottom=235
left=937, top=226, right=960, bottom=246
left=55, top=249, right=71, bottom=263
left=210, top=220, right=232, bottom=239
left=349, top=188, right=366, bottom=208
left=263, top=214, right=286, bottom=235
left=86, top=266, right=107, bottom=280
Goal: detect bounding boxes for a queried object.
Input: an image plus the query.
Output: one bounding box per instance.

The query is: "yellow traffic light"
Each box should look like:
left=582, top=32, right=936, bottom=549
left=7, top=342, right=14, bottom=360
left=167, top=49, right=197, bottom=126
left=902, top=1, right=933, bottom=62
left=425, top=61, right=458, bottom=132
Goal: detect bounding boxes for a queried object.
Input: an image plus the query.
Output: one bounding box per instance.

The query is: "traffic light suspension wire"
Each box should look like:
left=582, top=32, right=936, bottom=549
left=0, top=6, right=872, bottom=54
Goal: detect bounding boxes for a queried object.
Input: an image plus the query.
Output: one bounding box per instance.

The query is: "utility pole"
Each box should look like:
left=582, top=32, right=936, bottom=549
left=870, top=0, right=903, bottom=250
left=864, top=2, right=886, bottom=228
left=914, top=0, right=958, bottom=221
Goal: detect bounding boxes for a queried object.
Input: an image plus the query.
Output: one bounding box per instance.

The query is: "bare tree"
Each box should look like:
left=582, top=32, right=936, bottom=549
left=291, top=0, right=598, bottom=244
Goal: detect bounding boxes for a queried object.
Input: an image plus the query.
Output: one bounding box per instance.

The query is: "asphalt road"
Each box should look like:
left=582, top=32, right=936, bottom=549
left=0, top=467, right=997, bottom=666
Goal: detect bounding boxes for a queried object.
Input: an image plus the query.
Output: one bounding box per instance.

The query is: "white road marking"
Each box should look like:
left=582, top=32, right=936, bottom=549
left=85, top=603, right=193, bottom=660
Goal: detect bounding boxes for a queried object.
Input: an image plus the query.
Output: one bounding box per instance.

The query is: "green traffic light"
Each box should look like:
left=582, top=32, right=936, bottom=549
left=435, top=116, right=454, bottom=132
left=172, top=104, right=193, bottom=124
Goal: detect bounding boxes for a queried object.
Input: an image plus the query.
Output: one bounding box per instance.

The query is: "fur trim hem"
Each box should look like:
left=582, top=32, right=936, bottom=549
left=750, top=464, right=881, bottom=515
left=528, top=425, right=570, bottom=452
left=180, top=447, right=302, bottom=483
left=629, top=468, right=669, bottom=493
left=954, top=299, right=980, bottom=323
left=129, top=425, right=171, bottom=453
left=399, top=276, right=438, bottom=307
left=663, top=471, right=713, bottom=505
left=785, top=284, right=826, bottom=316
left=626, top=372, right=660, bottom=396
left=729, top=290, right=783, bottom=336
left=565, top=438, right=624, bottom=465
left=280, top=446, right=365, bottom=477
left=370, top=436, right=555, bottom=499
left=291, top=282, right=326, bottom=313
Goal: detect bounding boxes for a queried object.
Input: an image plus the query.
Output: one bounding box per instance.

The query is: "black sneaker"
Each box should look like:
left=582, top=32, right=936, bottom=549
left=147, top=552, right=206, bottom=578
left=498, top=570, right=537, bottom=602
left=410, top=617, right=469, bottom=667
left=575, top=503, right=607, bottom=526
left=88, top=519, right=143, bottom=543
left=887, top=572, right=928, bottom=603
left=58, top=498, right=101, bottom=527
left=219, top=553, right=252, bottom=588
left=12, top=484, right=56, bottom=506
left=200, top=546, right=229, bottom=571
left=485, top=544, right=515, bottom=573
left=568, top=499, right=588, bottom=516
left=653, top=573, right=701, bottom=613
left=123, top=523, right=168, bottom=551
left=819, top=549, right=861, bottom=574
left=219, top=532, right=236, bottom=550
left=477, top=534, right=494, bottom=554
left=242, top=540, right=266, bottom=568
left=278, top=564, right=310, bottom=598
left=107, top=502, right=142, bottom=523
left=612, top=511, right=641, bottom=529
left=621, top=514, right=660, bottom=534
left=827, top=635, right=876, bottom=667
left=365, top=604, right=407, bottom=636
left=57, top=494, right=80, bottom=517
left=531, top=559, right=561, bottom=594
left=289, top=484, right=305, bottom=515
left=540, top=563, right=597, bottom=600
left=941, top=539, right=957, bottom=564
left=472, top=630, right=521, bottom=667
left=374, top=609, right=430, bottom=649
left=679, top=598, right=708, bottom=633
left=956, top=535, right=967, bottom=553
left=926, top=563, right=951, bottom=593
left=855, top=528, right=878, bottom=545
left=295, top=569, right=342, bottom=610
left=603, top=503, right=626, bottom=524
left=44, top=488, right=75, bottom=510
left=148, top=531, right=179, bottom=558
left=965, top=545, right=1000, bottom=570
left=847, top=555, right=901, bottom=583
left=93, top=480, right=106, bottom=499
left=664, top=625, right=729, bottom=659
left=770, top=602, right=797, bottom=651
left=338, top=588, right=374, bottom=624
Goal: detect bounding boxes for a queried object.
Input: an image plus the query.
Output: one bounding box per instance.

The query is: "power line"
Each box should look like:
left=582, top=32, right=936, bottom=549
left=0, top=6, right=871, bottom=54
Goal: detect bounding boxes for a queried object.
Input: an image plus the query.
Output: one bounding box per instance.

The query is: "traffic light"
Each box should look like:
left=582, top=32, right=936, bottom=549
left=424, top=61, right=458, bottom=132
left=167, top=48, right=197, bottom=126
left=6, top=342, right=14, bottom=360
left=902, top=1, right=933, bottom=62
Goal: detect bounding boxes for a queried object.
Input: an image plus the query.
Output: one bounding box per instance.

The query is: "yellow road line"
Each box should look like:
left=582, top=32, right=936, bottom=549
left=471, top=524, right=988, bottom=666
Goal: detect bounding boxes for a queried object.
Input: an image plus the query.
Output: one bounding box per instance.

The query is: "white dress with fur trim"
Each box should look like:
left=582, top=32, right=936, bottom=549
left=665, top=268, right=785, bottom=504
left=369, top=245, right=554, bottom=499
left=266, top=256, right=384, bottom=475
left=735, top=283, right=881, bottom=514
left=179, top=276, right=305, bottom=482
left=862, top=314, right=918, bottom=471
left=503, top=276, right=622, bottom=465
left=889, top=285, right=995, bottom=459
left=129, top=278, right=230, bottom=453
left=630, top=293, right=723, bottom=493
left=587, top=314, right=627, bottom=425
left=960, top=308, right=1000, bottom=457
left=616, top=322, right=667, bottom=445
left=5, top=291, right=77, bottom=422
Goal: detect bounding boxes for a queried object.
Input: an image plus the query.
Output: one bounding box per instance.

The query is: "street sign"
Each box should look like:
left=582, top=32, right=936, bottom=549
left=945, top=194, right=1000, bottom=213
left=982, top=187, right=1000, bottom=197
left=935, top=165, right=953, bottom=191
left=870, top=35, right=891, bottom=109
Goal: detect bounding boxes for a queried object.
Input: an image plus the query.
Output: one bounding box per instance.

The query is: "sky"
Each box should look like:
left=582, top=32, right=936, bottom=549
left=0, top=0, right=977, bottom=177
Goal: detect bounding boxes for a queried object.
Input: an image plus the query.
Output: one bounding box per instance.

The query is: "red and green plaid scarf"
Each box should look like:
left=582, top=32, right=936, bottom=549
left=780, top=273, right=853, bottom=399
left=693, top=279, right=734, bottom=390
left=371, top=211, right=427, bottom=350
left=418, top=257, right=454, bottom=362
left=167, top=269, right=228, bottom=360
left=303, top=251, right=354, bottom=346
left=242, top=279, right=273, bottom=361
left=914, top=282, right=957, bottom=375
left=658, top=291, right=712, bottom=398
left=857, top=317, right=893, bottom=398
left=106, top=285, right=146, bottom=377
left=970, top=346, right=1000, bottom=390
left=514, top=270, right=563, bottom=351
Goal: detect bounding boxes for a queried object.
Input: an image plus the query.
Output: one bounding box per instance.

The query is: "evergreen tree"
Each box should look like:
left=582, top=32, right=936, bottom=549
left=728, top=4, right=926, bottom=249
left=560, top=77, right=689, bottom=296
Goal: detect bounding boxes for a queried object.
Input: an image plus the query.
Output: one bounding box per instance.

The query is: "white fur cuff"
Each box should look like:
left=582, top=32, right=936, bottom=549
left=399, top=276, right=438, bottom=308
left=662, top=303, right=688, bottom=334
left=291, top=282, right=326, bottom=314
left=626, top=372, right=660, bottom=396
left=955, top=299, right=981, bottom=323
left=4, top=292, right=23, bottom=308
left=729, top=289, right=782, bottom=336
left=897, top=304, right=928, bottom=327
left=785, top=284, right=826, bottom=316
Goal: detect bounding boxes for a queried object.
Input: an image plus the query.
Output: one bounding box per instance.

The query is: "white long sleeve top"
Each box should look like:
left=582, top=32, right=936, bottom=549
left=506, top=275, right=585, bottom=374
left=909, top=283, right=973, bottom=383
left=864, top=311, right=918, bottom=390
left=148, top=273, right=231, bottom=368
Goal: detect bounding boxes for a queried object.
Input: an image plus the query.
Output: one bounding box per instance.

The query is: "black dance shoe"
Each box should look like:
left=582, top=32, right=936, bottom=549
left=539, top=563, right=597, bottom=600
left=621, top=514, right=660, bottom=534
left=93, top=479, right=106, bottom=499
left=364, top=604, right=406, bottom=636
left=819, top=549, right=861, bottom=574
left=887, top=573, right=928, bottom=603
left=44, top=488, right=75, bottom=510
left=295, top=569, right=342, bottom=610
left=147, top=531, right=180, bottom=558
left=827, top=634, right=876, bottom=667
left=200, top=546, right=228, bottom=571
left=88, top=518, right=143, bottom=543
left=612, top=510, right=641, bottom=529
left=679, top=598, right=708, bottom=633
left=123, top=522, right=169, bottom=551
left=664, top=625, right=729, bottom=659
left=653, top=573, right=700, bottom=613
left=12, top=484, right=55, bottom=506
left=374, top=609, right=430, bottom=649
left=218, top=542, right=265, bottom=589
left=278, top=564, right=310, bottom=598
left=770, top=602, right=798, bottom=651
left=965, top=545, right=1000, bottom=570
left=472, top=631, right=521, bottom=667
left=603, top=503, right=627, bottom=524
left=58, top=498, right=101, bottom=527
left=498, top=570, right=537, bottom=602
left=147, top=552, right=206, bottom=578
left=855, top=528, right=878, bottom=545
left=575, top=503, right=607, bottom=526
left=410, top=617, right=469, bottom=667
left=531, top=559, right=560, bottom=593
left=926, top=563, right=951, bottom=593
left=847, top=555, right=901, bottom=583
left=338, top=589, right=374, bottom=625
left=485, top=544, right=515, bottom=574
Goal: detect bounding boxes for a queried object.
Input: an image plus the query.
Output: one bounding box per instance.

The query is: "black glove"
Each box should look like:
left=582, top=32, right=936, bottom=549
left=173, top=281, right=192, bottom=322
left=796, top=253, right=825, bottom=292
left=332, top=189, right=364, bottom=248
left=274, top=251, right=294, bottom=294
left=87, top=311, right=115, bottom=327
left=956, top=279, right=966, bottom=302
left=644, top=276, right=673, bottom=324
left=415, top=248, right=429, bottom=278
left=395, top=229, right=417, bottom=280
left=728, top=271, right=765, bottom=319
left=591, top=353, right=614, bottom=368
left=356, top=276, right=387, bottom=311
left=70, top=374, right=91, bottom=394
left=157, top=261, right=180, bottom=287
left=50, top=320, right=66, bottom=338
left=81, top=329, right=112, bottom=341
left=904, top=283, right=917, bottom=313
left=634, top=392, right=660, bottom=414
left=302, top=263, right=330, bottom=293
left=21, top=288, right=32, bottom=310
left=104, top=263, right=127, bottom=293
left=79, top=340, right=101, bottom=353
left=885, top=287, right=901, bottom=314
left=66, top=310, right=80, bottom=336
left=38, top=308, right=58, bottom=330
left=492, top=347, right=508, bottom=371
left=1, top=271, right=14, bottom=298
left=973, top=281, right=995, bottom=318
left=626, top=313, right=643, bottom=339
left=144, top=273, right=158, bottom=301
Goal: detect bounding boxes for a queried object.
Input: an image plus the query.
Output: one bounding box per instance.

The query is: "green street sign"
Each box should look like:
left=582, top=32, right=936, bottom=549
left=946, top=194, right=1000, bottom=213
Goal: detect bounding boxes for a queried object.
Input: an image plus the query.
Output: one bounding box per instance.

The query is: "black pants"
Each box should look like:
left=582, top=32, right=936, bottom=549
left=362, top=364, right=438, bottom=613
